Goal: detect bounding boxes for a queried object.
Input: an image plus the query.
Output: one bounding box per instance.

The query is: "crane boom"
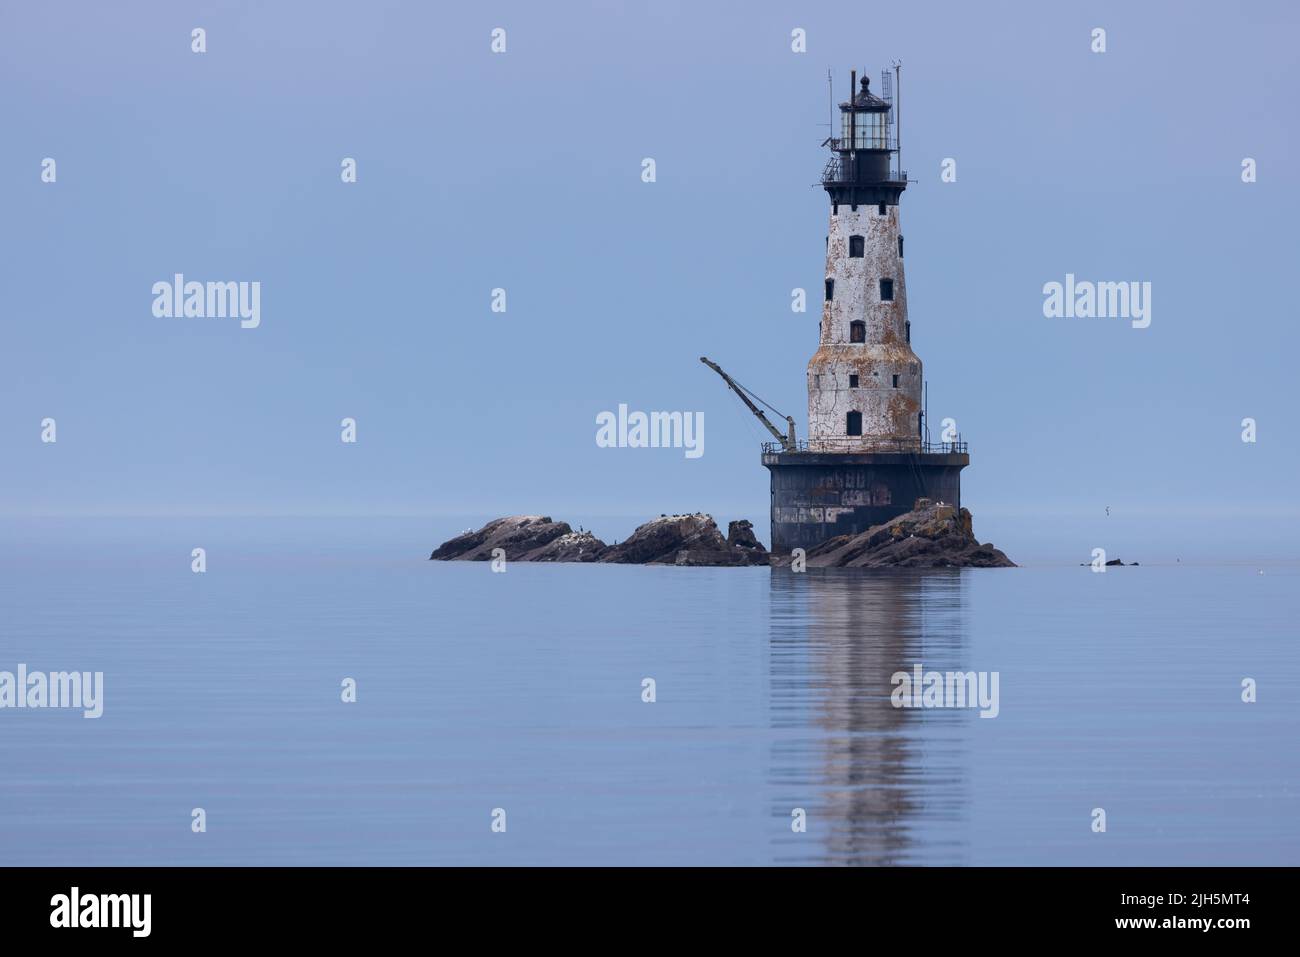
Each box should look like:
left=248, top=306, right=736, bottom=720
left=699, top=356, right=797, bottom=451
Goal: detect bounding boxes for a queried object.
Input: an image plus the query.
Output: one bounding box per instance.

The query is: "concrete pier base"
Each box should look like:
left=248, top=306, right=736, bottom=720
left=762, top=449, right=968, bottom=555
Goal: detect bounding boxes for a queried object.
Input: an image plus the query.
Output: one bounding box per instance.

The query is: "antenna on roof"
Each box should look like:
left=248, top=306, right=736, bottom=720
left=849, top=69, right=856, bottom=152
left=891, top=59, right=903, bottom=177
left=827, top=68, right=833, bottom=131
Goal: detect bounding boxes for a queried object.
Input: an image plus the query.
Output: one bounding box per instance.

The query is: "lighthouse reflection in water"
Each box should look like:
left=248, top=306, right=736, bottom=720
left=768, top=569, right=970, bottom=865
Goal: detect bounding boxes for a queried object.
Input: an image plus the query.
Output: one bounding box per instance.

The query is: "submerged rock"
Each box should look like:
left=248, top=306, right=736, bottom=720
left=428, top=516, right=608, bottom=562
left=784, top=499, right=1016, bottom=568
left=430, top=513, right=767, bottom=567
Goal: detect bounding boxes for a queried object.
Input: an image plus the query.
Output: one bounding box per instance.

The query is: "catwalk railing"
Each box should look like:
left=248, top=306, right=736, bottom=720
left=762, top=437, right=968, bottom=455
left=820, top=155, right=908, bottom=186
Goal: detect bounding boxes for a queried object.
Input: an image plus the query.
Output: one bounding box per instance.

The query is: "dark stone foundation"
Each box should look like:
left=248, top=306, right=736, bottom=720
left=762, top=450, right=968, bottom=555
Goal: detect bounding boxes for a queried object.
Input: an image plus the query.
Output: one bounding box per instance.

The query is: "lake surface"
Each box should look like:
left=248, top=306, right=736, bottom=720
left=1, top=517, right=1296, bottom=865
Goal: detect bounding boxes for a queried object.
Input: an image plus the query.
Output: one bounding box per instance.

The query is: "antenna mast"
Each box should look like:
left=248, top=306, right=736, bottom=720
left=849, top=70, right=856, bottom=158
left=892, top=59, right=903, bottom=178
left=827, top=68, right=833, bottom=132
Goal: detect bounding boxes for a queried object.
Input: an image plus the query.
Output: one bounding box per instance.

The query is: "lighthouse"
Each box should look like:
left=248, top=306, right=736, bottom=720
left=762, top=67, right=969, bottom=554
left=810, top=71, right=919, bottom=452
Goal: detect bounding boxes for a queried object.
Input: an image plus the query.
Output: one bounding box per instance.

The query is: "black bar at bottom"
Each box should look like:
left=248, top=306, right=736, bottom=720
left=0, top=866, right=1284, bottom=942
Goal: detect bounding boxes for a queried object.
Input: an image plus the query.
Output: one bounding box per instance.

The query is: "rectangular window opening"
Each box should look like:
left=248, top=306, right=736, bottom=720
left=880, top=278, right=894, bottom=302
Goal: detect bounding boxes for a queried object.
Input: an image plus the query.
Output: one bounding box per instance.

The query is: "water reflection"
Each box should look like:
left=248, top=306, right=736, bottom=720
left=769, top=568, right=970, bottom=865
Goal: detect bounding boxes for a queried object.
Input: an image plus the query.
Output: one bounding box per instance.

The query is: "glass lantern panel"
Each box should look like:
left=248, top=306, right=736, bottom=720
left=842, top=110, right=890, bottom=149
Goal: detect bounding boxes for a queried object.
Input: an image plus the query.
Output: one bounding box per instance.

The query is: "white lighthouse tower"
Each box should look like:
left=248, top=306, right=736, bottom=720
left=760, top=67, right=968, bottom=554
left=809, top=71, right=920, bottom=452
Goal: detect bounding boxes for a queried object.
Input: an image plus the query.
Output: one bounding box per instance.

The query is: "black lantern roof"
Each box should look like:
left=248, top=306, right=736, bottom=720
left=839, top=75, right=891, bottom=112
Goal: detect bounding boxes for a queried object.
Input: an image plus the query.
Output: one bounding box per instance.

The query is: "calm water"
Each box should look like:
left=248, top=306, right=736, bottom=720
left=1, top=518, right=1296, bottom=866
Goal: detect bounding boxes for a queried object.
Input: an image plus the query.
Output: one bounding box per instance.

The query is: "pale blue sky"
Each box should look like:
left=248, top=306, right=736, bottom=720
left=2, top=0, right=1297, bottom=560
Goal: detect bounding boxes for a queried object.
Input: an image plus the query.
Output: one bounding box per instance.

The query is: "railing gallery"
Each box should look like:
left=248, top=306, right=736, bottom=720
left=821, top=158, right=909, bottom=185
left=763, top=438, right=968, bottom=455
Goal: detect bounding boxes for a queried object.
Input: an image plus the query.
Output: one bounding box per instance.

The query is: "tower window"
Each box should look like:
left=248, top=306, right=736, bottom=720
left=846, top=411, right=863, bottom=436
left=825, top=278, right=834, bottom=301
left=877, top=203, right=886, bottom=215
left=880, top=278, right=894, bottom=301
left=898, top=235, right=904, bottom=258
left=848, top=235, right=864, bottom=258
left=905, top=320, right=911, bottom=342
left=892, top=374, right=900, bottom=388
left=849, top=320, right=866, bottom=343
left=849, top=374, right=859, bottom=388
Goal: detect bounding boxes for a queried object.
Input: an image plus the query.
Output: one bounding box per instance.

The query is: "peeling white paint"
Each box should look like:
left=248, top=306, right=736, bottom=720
left=807, top=203, right=922, bottom=451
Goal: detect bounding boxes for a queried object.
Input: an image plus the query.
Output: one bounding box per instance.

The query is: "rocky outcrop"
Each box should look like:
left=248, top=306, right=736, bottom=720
left=784, top=499, right=1015, bottom=568
left=431, top=502, right=1012, bottom=569
left=530, top=530, right=609, bottom=562
left=430, top=513, right=767, bottom=566
left=727, top=519, right=765, bottom=555
left=600, top=514, right=768, bottom=566
left=428, top=516, right=607, bottom=562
